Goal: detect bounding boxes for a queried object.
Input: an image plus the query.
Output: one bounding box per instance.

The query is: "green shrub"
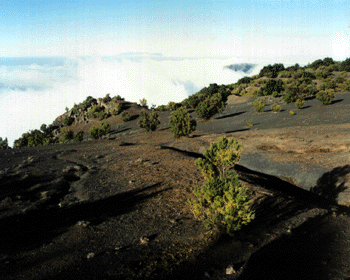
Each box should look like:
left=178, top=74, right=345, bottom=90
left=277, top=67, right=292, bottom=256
left=120, top=111, right=132, bottom=122
left=195, top=136, right=243, bottom=181
left=259, top=79, right=284, bottom=96
left=89, top=122, right=111, bottom=139
left=335, top=71, right=348, bottom=84
left=116, top=94, right=124, bottom=101
left=188, top=174, right=255, bottom=234
left=63, top=117, right=74, bottom=126
left=88, top=105, right=109, bottom=120
left=278, top=71, right=292, bottom=78
left=61, top=127, right=74, bottom=140
left=110, top=102, right=123, bottom=115
left=137, top=110, right=160, bottom=131
left=236, top=76, right=253, bottom=85
left=169, top=108, right=197, bottom=138
left=189, top=136, right=254, bottom=234
left=340, top=58, right=350, bottom=72
left=0, top=137, right=9, bottom=149
left=253, top=98, right=266, bottom=112
left=74, top=131, right=84, bottom=142
left=339, top=79, right=350, bottom=91
left=271, top=103, right=281, bottom=112
left=316, top=89, right=335, bottom=105
left=102, top=93, right=112, bottom=103
left=289, top=110, right=295, bottom=115
left=295, top=99, right=305, bottom=109
left=167, top=101, right=181, bottom=111
left=272, top=91, right=279, bottom=98
left=259, top=63, right=285, bottom=78
left=139, top=98, right=148, bottom=108
left=195, top=92, right=226, bottom=120
left=155, top=105, right=168, bottom=111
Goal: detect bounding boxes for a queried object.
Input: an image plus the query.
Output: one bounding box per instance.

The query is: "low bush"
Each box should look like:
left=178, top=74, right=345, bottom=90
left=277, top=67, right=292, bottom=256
left=188, top=174, right=255, bottom=234
left=253, top=98, right=266, bottom=112
left=195, top=136, right=243, bottom=181
left=259, top=63, right=285, bottom=78
left=74, top=131, right=84, bottom=142
left=102, top=93, right=112, bottom=103
left=137, top=110, right=160, bottom=131
left=316, top=89, right=335, bottom=105
left=120, top=111, right=132, bottom=122
left=169, top=108, right=197, bottom=138
left=271, top=103, right=281, bottom=112
left=340, top=58, right=350, bottom=72
left=295, top=99, right=305, bottom=109
left=189, top=136, right=254, bottom=234
left=0, top=137, right=9, bottom=149
left=61, top=127, right=74, bottom=140
left=167, top=101, right=181, bottom=111
left=139, top=98, right=148, bottom=108
left=110, top=102, right=123, bottom=115
left=335, top=71, right=348, bottom=84
left=289, top=110, right=295, bottom=115
left=88, top=105, right=109, bottom=120
left=339, top=79, right=350, bottom=91
left=63, top=117, right=74, bottom=126
left=195, top=92, right=226, bottom=120
left=90, top=122, right=111, bottom=139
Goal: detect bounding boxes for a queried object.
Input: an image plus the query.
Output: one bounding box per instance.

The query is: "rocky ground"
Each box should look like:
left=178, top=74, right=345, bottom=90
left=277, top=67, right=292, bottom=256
left=1, top=93, right=350, bottom=279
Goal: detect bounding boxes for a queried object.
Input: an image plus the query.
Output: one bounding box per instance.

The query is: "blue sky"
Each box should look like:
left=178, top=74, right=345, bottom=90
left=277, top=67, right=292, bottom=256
left=0, top=0, right=349, bottom=59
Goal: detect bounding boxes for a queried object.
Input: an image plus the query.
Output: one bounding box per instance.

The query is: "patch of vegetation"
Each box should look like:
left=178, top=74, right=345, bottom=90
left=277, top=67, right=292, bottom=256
left=74, top=131, right=84, bottom=142
left=253, top=98, right=266, bottom=112
left=60, top=127, right=74, bottom=140
left=137, top=110, right=160, bottom=131
left=271, top=103, right=281, bottom=112
left=189, top=136, right=254, bottom=234
left=0, top=137, right=9, bottom=149
left=316, top=89, right=335, bottom=105
left=259, top=63, right=285, bottom=78
left=169, top=107, right=197, bottom=138
left=139, top=98, right=148, bottom=108
left=14, top=129, right=51, bottom=148
left=102, top=93, right=112, bottom=103
left=236, top=76, right=253, bottom=85
left=309, top=57, right=335, bottom=70
left=340, top=58, right=350, bottom=72
left=88, top=105, right=109, bottom=120
left=295, top=99, right=305, bottom=109
left=110, top=102, right=123, bottom=115
left=71, top=96, right=97, bottom=114
left=195, top=92, right=226, bottom=120
left=89, top=122, right=111, bottom=139
left=63, top=117, right=74, bottom=126
left=120, top=111, right=132, bottom=122
left=257, top=79, right=284, bottom=96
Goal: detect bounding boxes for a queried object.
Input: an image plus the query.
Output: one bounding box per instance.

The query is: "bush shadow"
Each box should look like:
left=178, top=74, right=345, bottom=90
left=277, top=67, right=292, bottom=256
left=0, top=182, right=167, bottom=254
left=331, top=99, right=344, bottom=105
left=310, top=165, right=350, bottom=203
left=215, top=111, right=246, bottom=120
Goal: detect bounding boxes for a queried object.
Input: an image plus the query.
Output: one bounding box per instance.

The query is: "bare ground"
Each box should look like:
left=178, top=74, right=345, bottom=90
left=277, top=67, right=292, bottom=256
left=1, top=95, right=350, bottom=279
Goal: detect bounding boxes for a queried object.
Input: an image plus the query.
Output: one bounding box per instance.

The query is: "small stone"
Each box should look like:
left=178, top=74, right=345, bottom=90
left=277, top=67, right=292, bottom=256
left=135, top=158, right=144, bottom=163
left=204, top=271, right=210, bottom=278
left=140, top=237, right=149, bottom=245
left=87, top=252, right=95, bottom=259
left=226, top=265, right=236, bottom=275
left=76, top=220, right=90, bottom=227
left=129, top=180, right=135, bottom=184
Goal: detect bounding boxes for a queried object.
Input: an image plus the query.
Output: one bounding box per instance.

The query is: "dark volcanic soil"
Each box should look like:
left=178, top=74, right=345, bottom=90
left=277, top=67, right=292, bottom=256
left=1, top=94, right=350, bottom=280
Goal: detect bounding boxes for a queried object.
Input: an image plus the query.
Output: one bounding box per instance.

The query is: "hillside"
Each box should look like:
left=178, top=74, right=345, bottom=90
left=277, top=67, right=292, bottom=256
left=1, top=57, right=350, bottom=279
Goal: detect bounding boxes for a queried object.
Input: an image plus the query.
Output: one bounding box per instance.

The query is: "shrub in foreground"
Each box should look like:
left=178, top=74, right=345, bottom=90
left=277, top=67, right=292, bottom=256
left=90, top=122, right=111, bottom=139
left=188, top=174, right=255, bottom=234
left=189, top=136, right=254, bottom=234
left=316, top=89, right=335, bottom=105
left=169, top=108, right=197, bottom=138
left=137, top=110, right=160, bottom=131
left=195, top=136, right=243, bottom=181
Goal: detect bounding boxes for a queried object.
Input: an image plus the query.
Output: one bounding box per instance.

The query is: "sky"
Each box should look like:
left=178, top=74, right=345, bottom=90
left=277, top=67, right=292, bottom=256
left=1, top=0, right=349, bottom=60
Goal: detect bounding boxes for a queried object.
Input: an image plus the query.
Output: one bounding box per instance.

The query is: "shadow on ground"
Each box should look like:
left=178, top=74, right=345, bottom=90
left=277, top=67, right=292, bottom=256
left=0, top=182, right=166, bottom=255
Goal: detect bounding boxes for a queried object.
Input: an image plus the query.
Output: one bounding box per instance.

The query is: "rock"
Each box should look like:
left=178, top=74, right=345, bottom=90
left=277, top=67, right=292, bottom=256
left=140, top=236, right=149, bottom=245
left=226, top=265, right=236, bottom=275
left=76, top=220, right=90, bottom=227
left=87, top=252, right=95, bottom=259
left=135, top=158, right=144, bottom=163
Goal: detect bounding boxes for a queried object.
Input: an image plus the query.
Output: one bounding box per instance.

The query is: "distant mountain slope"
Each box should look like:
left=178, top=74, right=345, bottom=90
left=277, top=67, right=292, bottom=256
left=225, top=63, right=258, bottom=73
